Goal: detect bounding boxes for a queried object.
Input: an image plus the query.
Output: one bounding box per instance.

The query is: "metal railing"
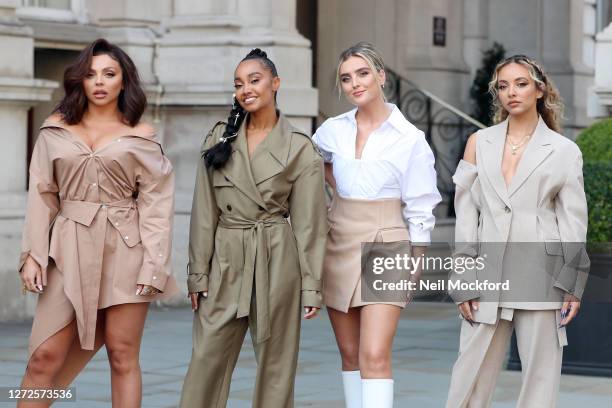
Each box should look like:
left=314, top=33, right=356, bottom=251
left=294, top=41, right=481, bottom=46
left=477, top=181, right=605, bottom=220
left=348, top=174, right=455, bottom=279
left=384, top=67, right=486, bottom=217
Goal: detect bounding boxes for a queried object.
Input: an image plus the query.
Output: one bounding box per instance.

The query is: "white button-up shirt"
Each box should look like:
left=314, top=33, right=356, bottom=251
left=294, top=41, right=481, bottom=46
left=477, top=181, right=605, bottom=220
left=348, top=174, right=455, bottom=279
left=313, top=104, right=442, bottom=243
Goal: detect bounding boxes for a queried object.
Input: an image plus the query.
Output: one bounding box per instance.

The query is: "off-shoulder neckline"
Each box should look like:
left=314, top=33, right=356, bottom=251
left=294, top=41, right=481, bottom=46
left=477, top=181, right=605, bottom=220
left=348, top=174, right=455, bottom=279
left=41, top=118, right=160, bottom=153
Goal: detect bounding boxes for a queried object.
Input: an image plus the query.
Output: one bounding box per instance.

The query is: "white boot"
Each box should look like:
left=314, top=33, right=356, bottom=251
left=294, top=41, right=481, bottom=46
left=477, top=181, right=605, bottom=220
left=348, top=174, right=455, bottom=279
left=342, top=370, right=362, bottom=408
left=362, top=379, right=393, bottom=408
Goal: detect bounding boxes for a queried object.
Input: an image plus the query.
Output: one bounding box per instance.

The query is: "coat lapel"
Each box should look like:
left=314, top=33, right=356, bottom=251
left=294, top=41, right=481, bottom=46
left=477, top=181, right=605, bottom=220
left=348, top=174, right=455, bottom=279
left=479, top=120, right=511, bottom=208
left=507, top=117, right=554, bottom=197
left=249, top=114, right=291, bottom=185
left=219, top=118, right=268, bottom=210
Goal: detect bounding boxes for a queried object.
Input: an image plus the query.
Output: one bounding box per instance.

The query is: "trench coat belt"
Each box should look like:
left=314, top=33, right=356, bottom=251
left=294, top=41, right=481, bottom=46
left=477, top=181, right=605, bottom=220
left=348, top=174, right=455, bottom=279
left=57, top=197, right=136, bottom=350
left=218, top=213, right=289, bottom=344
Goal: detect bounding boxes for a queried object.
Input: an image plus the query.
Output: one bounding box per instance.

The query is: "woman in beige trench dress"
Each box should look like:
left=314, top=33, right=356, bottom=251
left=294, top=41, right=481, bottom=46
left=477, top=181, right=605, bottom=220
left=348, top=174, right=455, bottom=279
left=17, top=38, right=177, bottom=407
left=180, top=49, right=327, bottom=408
left=312, top=42, right=442, bottom=408
left=445, top=55, right=589, bottom=407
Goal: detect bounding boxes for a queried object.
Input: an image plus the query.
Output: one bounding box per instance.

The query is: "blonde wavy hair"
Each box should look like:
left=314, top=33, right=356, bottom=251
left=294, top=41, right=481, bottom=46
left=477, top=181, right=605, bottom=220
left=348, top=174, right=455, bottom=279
left=335, top=42, right=386, bottom=101
left=488, top=55, right=564, bottom=133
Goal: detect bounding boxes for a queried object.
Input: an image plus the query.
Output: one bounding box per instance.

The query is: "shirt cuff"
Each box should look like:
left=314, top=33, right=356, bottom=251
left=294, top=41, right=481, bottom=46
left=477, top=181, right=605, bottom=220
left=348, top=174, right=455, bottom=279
left=187, top=273, right=209, bottom=293
left=408, top=223, right=431, bottom=246
left=138, top=265, right=169, bottom=292
left=301, top=290, right=322, bottom=308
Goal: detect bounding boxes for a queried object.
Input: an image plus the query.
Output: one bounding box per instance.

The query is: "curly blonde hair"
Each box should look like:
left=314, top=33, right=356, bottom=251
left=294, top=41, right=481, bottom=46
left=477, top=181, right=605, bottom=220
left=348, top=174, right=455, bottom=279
left=488, top=55, right=564, bottom=133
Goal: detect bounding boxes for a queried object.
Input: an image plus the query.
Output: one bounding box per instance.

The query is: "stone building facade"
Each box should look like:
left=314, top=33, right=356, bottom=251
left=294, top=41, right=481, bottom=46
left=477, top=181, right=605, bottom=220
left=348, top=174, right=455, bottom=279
left=0, top=0, right=610, bottom=320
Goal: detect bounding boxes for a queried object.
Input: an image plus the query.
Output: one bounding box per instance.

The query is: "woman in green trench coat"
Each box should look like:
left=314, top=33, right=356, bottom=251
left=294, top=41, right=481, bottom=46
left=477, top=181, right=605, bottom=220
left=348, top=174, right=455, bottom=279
left=180, top=49, right=328, bottom=408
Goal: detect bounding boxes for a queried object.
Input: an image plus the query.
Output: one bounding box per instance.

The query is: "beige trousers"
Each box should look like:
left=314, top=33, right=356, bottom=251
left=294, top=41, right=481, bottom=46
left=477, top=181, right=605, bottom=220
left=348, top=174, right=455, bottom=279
left=446, top=309, right=564, bottom=408
left=179, top=279, right=302, bottom=408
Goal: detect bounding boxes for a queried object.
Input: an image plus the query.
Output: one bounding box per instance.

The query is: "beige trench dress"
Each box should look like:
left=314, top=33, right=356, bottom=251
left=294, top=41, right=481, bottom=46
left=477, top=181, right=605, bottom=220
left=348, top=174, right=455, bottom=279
left=18, top=118, right=178, bottom=357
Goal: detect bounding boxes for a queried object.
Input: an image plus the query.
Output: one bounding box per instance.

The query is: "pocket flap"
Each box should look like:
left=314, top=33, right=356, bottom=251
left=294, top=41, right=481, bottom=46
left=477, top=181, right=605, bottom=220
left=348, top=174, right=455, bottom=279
left=376, top=227, right=411, bottom=243
left=545, top=239, right=563, bottom=256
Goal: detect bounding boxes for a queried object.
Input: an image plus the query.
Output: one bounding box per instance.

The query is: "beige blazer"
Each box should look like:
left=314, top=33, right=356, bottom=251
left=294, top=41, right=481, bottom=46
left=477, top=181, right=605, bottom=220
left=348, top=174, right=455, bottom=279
left=448, top=117, right=589, bottom=324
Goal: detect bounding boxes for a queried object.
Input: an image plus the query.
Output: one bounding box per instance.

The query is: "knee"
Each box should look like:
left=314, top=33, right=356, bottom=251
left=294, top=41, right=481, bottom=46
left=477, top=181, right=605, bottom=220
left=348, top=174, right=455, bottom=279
left=359, top=347, right=391, bottom=373
left=27, top=345, right=63, bottom=379
left=106, top=340, right=139, bottom=376
left=338, top=342, right=360, bottom=369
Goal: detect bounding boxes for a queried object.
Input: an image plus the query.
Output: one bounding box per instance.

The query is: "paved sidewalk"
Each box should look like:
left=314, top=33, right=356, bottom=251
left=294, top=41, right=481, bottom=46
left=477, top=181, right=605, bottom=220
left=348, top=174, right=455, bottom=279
left=2, top=302, right=612, bottom=407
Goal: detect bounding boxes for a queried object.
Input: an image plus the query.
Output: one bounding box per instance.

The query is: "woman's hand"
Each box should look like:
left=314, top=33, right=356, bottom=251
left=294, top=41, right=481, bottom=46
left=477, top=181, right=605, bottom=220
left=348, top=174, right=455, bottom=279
left=136, top=284, right=160, bottom=296
left=20, top=256, right=43, bottom=293
left=189, top=291, right=208, bottom=311
left=303, top=306, right=320, bottom=319
left=560, top=294, right=581, bottom=327
left=458, top=299, right=479, bottom=326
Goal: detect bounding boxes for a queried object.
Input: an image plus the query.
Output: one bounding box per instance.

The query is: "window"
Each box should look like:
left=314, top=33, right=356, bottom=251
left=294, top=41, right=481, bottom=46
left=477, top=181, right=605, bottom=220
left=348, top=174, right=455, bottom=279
left=596, top=0, right=612, bottom=32
left=23, top=0, right=71, bottom=9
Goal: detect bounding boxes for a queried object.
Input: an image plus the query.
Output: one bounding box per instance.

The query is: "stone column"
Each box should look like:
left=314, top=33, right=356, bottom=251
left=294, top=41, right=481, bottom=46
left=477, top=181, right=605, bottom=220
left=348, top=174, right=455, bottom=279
left=463, top=0, right=489, bottom=76
left=0, top=0, right=57, bottom=320
left=488, top=0, right=596, bottom=134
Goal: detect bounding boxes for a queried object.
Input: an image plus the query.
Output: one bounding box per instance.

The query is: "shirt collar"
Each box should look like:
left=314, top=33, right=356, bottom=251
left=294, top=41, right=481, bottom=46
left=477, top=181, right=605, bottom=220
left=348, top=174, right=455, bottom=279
left=340, top=103, right=412, bottom=135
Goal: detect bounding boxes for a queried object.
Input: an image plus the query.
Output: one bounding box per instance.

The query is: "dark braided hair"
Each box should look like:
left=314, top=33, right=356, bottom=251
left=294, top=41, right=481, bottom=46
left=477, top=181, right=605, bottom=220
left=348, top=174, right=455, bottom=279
left=203, top=48, right=279, bottom=169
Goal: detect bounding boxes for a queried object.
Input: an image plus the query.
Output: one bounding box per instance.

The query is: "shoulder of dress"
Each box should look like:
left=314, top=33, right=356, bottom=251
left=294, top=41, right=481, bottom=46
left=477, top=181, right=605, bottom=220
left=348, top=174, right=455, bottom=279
left=201, top=121, right=227, bottom=148
left=291, top=129, right=324, bottom=160
left=291, top=128, right=311, bottom=140
left=205, top=121, right=226, bottom=141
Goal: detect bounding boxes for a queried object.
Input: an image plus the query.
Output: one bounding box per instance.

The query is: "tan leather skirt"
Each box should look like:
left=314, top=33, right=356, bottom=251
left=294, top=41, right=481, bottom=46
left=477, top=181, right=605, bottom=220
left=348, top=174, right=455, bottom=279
left=323, top=194, right=411, bottom=312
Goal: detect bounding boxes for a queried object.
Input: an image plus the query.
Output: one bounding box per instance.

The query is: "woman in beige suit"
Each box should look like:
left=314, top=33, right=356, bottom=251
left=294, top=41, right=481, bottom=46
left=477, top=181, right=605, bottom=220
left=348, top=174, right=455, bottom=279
left=180, top=49, right=327, bottom=408
left=313, top=43, right=441, bottom=408
left=446, top=55, right=589, bottom=407
left=17, top=39, right=177, bottom=407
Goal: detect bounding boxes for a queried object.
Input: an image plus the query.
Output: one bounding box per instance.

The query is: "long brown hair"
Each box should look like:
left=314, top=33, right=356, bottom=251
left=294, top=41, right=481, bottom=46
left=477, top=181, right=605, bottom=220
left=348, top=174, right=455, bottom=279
left=488, top=55, right=564, bottom=133
left=54, top=38, right=147, bottom=126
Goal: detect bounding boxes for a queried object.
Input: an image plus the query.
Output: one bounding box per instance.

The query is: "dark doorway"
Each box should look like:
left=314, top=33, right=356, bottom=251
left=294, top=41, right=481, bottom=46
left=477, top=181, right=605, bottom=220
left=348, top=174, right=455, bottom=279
left=296, top=0, right=318, bottom=87
left=28, top=48, right=79, bottom=178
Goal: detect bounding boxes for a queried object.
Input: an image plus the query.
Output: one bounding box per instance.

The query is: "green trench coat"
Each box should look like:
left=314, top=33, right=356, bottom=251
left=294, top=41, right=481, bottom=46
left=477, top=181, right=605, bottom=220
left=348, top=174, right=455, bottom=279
left=181, top=113, right=327, bottom=407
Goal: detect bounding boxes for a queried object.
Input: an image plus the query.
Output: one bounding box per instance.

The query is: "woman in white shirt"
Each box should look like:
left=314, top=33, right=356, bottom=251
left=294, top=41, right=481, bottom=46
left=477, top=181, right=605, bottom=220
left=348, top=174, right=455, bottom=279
left=313, top=42, right=441, bottom=408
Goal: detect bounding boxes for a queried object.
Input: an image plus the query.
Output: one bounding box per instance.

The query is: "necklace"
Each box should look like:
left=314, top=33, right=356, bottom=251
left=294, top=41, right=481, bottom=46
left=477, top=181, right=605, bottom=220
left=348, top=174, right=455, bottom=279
left=505, top=127, right=535, bottom=155
left=506, top=135, right=531, bottom=155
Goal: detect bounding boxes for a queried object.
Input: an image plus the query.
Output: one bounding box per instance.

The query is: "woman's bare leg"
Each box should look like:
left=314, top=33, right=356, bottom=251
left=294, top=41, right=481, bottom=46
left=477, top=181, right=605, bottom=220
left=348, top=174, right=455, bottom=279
left=104, top=303, right=149, bottom=408
left=54, top=310, right=106, bottom=388
left=18, top=321, right=78, bottom=408
left=327, top=306, right=361, bottom=371
left=359, top=304, right=401, bottom=378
